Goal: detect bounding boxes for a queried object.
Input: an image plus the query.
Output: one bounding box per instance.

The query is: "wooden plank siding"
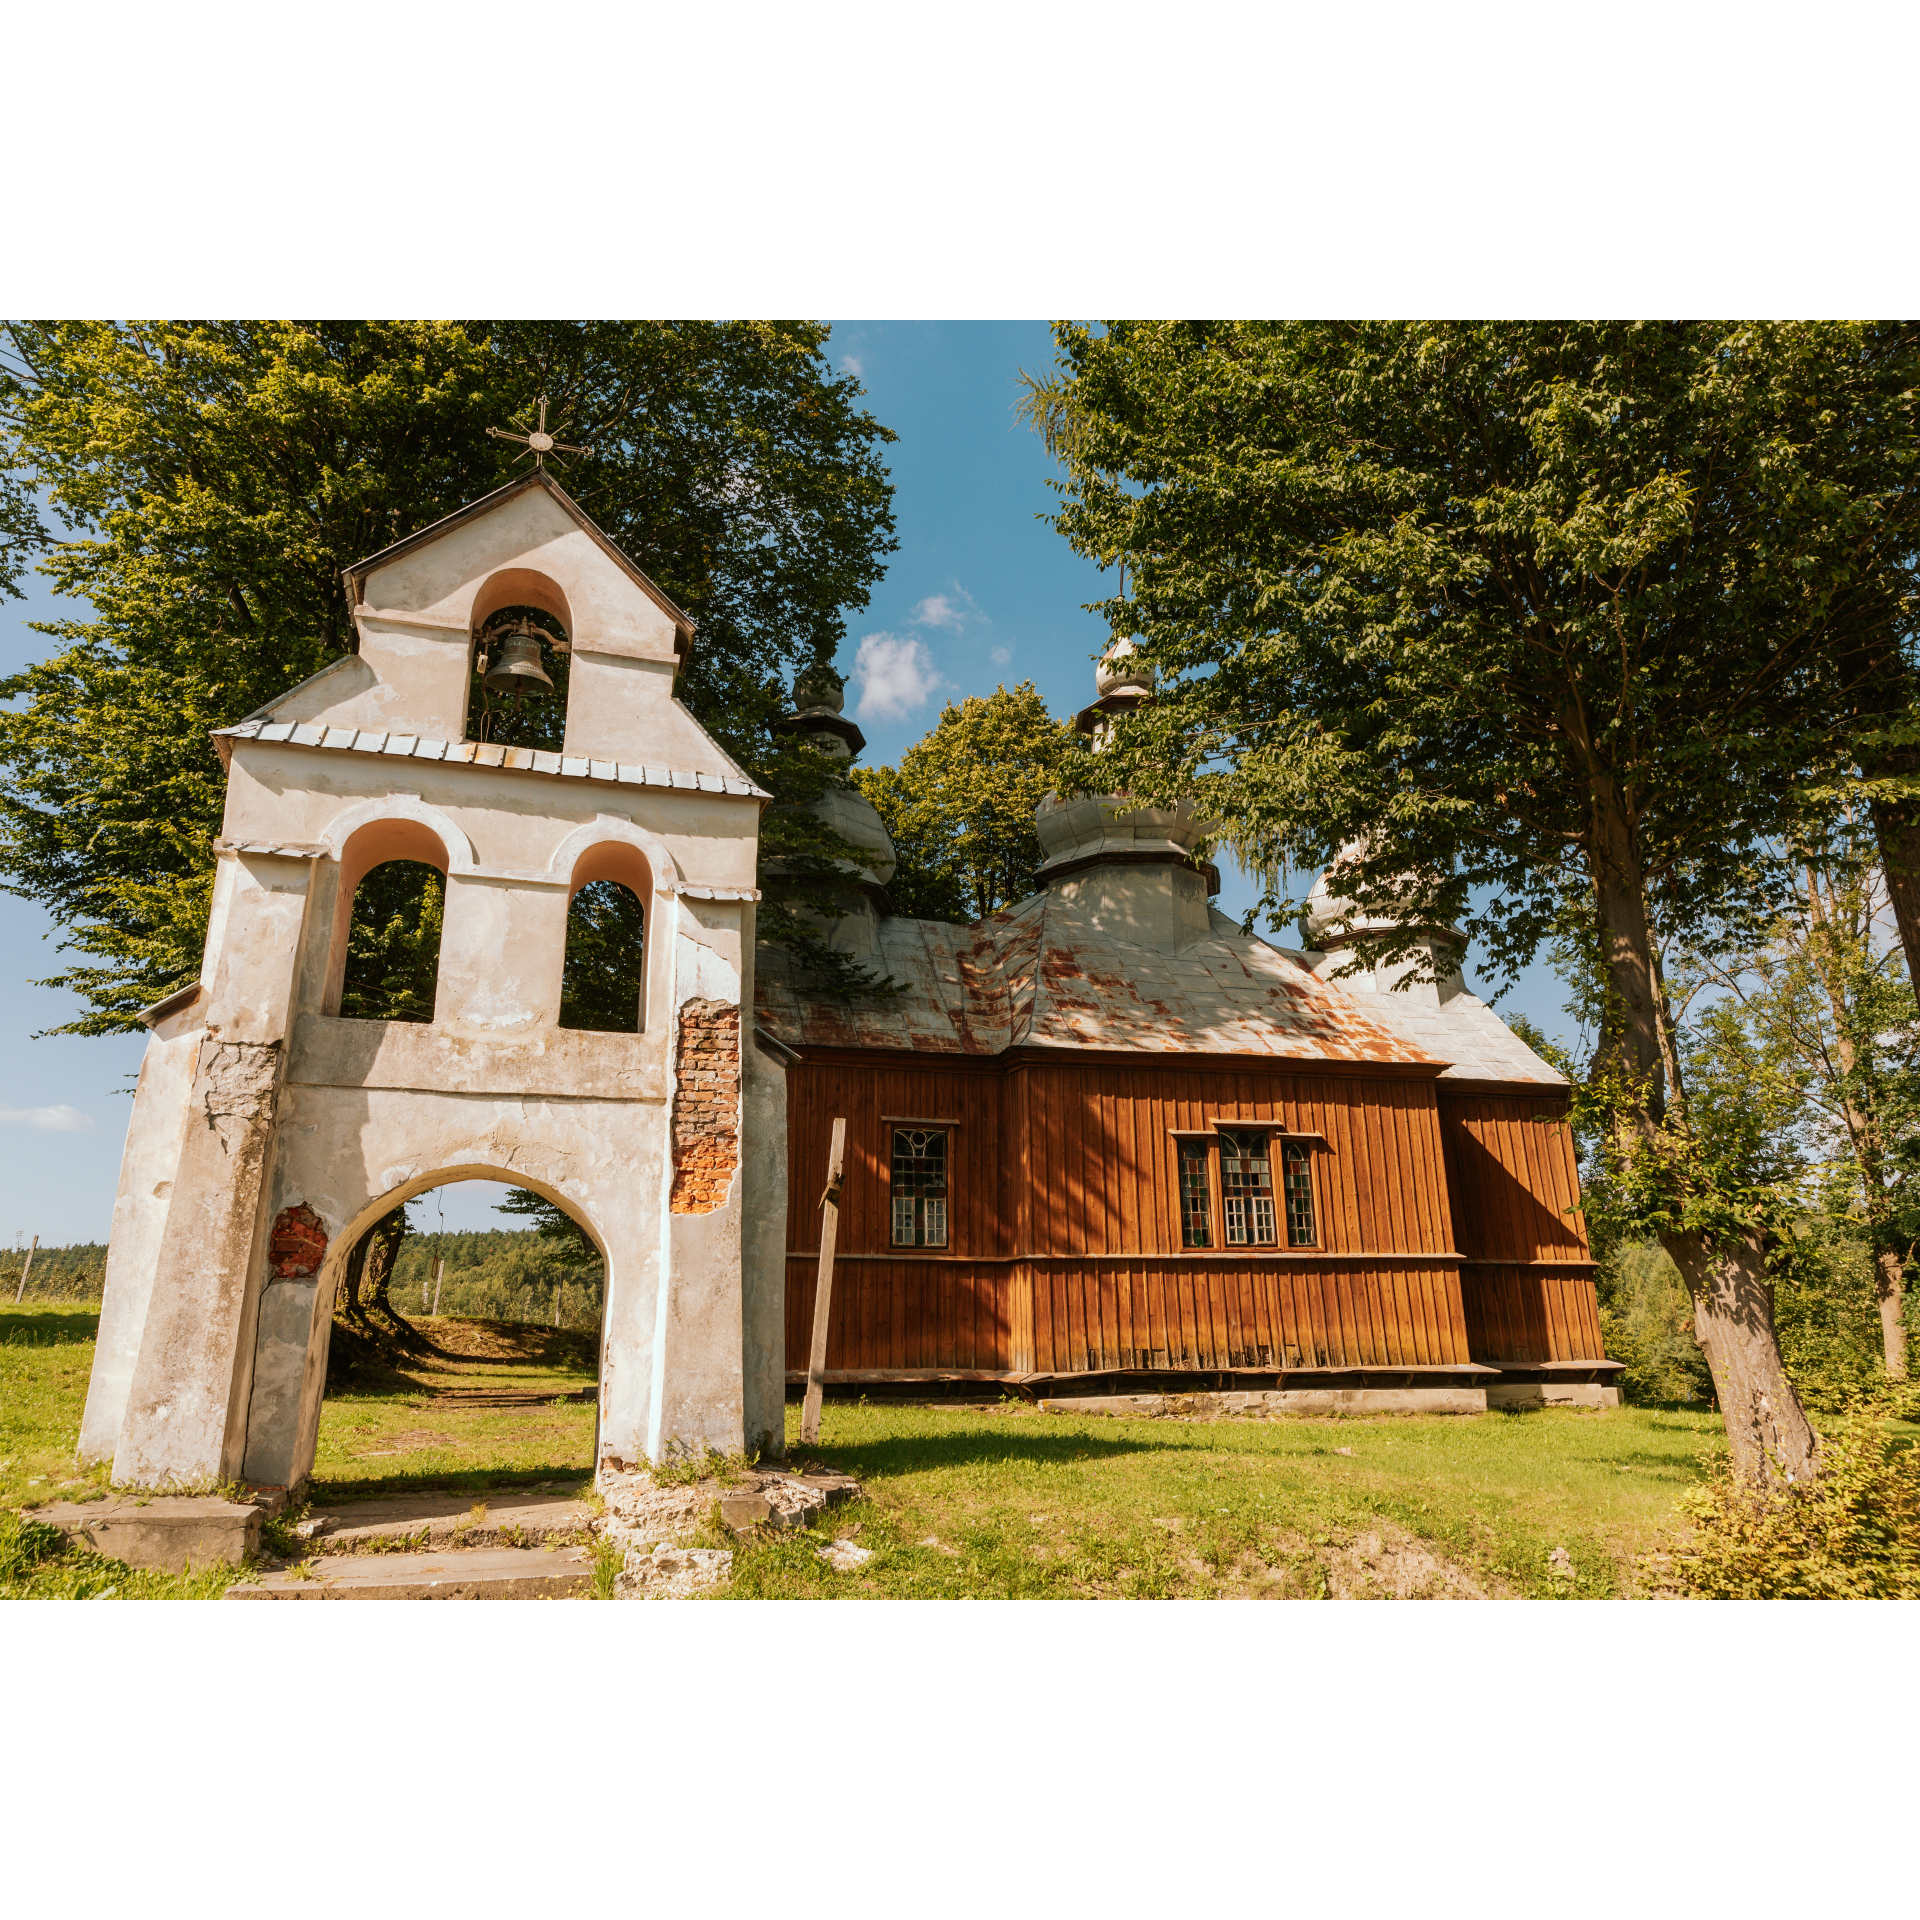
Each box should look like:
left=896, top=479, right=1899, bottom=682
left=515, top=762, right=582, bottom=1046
left=1438, top=1089, right=1606, bottom=1364
left=782, top=1050, right=1497, bottom=1375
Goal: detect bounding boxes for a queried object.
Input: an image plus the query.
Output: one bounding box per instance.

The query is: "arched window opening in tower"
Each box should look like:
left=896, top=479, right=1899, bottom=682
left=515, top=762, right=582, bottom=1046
left=339, top=860, right=446, bottom=1023
left=467, top=603, right=572, bottom=752
left=559, top=879, right=647, bottom=1032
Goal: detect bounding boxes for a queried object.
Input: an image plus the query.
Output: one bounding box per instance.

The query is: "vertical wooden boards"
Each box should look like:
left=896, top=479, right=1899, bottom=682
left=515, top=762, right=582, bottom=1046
left=1456, top=1263, right=1606, bottom=1363
left=1438, top=1090, right=1588, bottom=1262
left=777, top=1050, right=1606, bottom=1379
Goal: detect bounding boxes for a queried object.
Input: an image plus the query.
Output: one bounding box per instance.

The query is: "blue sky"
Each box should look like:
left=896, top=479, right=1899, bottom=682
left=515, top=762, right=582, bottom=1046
left=0, top=320, right=1577, bottom=1246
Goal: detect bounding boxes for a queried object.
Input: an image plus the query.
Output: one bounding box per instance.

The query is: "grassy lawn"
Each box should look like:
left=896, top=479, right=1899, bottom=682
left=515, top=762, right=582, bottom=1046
left=1, top=1305, right=231, bottom=1599
left=308, top=1315, right=597, bottom=1502
left=4, top=1299, right=1732, bottom=1599
left=726, top=1396, right=1725, bottom=1599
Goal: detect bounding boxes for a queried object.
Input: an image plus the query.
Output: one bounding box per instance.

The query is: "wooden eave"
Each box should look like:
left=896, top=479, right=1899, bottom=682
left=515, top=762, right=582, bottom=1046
left=780, top=1041, right=1452, bottom=1081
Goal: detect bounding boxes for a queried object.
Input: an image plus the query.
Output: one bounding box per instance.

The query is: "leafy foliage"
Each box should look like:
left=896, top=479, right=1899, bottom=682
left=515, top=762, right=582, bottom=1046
left=1022, top=320, right=1919, bottom=995
left=1594, top=1241, right=1715, bottom=1407
left=0, top=321, right=897, bottom=1031
left=557, top=878, right=648, bottom=1034
left=852, top=681, right=1076, bottom=923
left=338, top=860, right=444, bottom=1023
left=1661, top=1405, right=1920, bottom=1598
left=489, top=1193, right=602, bottom=1264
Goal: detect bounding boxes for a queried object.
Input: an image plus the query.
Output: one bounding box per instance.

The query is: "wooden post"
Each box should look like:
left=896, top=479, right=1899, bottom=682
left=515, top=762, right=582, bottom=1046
left=431, top=1257, right=444, bottom=1316
left=800, top=1117, right=847, bottom=1447
left=14, top=1236, right=38, bottom=1306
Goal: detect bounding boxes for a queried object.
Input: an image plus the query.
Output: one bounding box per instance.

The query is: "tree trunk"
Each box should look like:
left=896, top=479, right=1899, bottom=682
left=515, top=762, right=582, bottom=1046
left=1663, top=1226, right=1821, bottom=1484
left=1841, top=622, right=1920, bottom=1000
left=1874, top=1245, right=1908, bottom=1381
left=1584, top=777, right=1667, bottom=1111
left=334, top=1210, right=428, bottom=1358
left=1803, top=867, right=1909, bottom=1380
left=1870, top=800, right=1920, bottom=999
left=1582, top=760, right=1820, bottom=1483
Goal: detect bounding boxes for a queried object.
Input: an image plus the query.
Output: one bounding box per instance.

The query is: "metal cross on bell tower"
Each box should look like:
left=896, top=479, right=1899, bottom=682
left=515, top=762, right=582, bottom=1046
left=487, top=394, right=591, bottom=469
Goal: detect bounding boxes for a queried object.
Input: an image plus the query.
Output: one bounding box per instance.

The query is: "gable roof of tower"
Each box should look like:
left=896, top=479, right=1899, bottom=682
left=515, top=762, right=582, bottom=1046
left=342, top=468, right=698, bottom=656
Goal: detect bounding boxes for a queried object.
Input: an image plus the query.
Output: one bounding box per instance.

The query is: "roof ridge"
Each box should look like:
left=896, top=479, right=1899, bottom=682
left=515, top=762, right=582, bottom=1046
left=214, top=717, right=769, bottom=799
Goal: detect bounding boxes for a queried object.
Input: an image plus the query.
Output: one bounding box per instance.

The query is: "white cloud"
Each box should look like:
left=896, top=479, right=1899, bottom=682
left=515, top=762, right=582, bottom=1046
left=852, top=632, right=947, bottom=722
left=990, top=645, right=1012, bottom=666
left=842, top=354, right=865, bottom=378
left=910, top=593, right=965, bottom=631
left=1, top=1104, right=95, bottom=1133
left=910, top=582, right=986, bottom=633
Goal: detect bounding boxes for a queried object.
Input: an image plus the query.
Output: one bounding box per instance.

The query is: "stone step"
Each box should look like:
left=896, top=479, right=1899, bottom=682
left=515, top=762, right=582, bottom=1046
left=228, top=1544, right=596, bottom=1600
left=33, top=1496, right=263, bottom=1572
left=298, top=1487, right=595, bottom=1554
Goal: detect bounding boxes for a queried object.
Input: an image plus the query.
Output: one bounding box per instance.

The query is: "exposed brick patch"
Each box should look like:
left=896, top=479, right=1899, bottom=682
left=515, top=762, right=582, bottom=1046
left=269, top=1203, right=329, bottom=1279
left=669, top=997, right=740, bottom=1215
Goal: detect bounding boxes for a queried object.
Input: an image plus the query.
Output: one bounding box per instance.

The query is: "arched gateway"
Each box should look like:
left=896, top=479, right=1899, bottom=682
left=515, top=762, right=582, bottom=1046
left=80, top=471, right=789, bottom=1492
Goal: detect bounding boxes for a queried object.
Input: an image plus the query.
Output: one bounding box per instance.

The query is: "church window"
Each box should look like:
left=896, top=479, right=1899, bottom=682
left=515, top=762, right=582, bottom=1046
left=1219, top=1130, right=1278, bottom=1247
left=1179, top=1138, right=1213, bottom=1248
left=1283, top=1142, right=1318, bottom=1247
left=890, top=1128, right=949, bottom=1248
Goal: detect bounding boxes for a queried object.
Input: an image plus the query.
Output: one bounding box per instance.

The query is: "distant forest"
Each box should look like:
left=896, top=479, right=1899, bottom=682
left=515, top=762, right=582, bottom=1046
left=3, top=1242, right=108, bottom=1302
left=391, top=1226, right=604, bottom=1332
left=6, top=1227, right=602, bottom=1332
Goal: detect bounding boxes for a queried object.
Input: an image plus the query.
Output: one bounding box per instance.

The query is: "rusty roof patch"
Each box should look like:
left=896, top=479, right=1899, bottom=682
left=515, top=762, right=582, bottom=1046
left=756, top=897, right=1458, bottom=1068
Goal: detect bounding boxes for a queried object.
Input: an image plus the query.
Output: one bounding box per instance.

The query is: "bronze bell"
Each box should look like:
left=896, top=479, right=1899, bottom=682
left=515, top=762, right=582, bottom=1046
left=482, top=627, right=555, bottom=700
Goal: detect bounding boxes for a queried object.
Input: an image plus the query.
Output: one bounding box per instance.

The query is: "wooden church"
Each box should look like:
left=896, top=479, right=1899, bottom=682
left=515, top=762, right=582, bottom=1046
left=755, top=654, right=1619, bottom=1412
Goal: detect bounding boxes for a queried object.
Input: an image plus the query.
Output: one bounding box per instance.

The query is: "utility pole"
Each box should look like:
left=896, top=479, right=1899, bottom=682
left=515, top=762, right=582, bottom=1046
left=14, top=1236, right=38, bottom=1305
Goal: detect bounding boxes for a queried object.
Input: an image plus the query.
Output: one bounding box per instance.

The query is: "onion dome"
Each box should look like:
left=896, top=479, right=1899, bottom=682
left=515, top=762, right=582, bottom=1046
left=775, top=662, right=866, bottom=760
left=772, top=665, right=894, bottom=890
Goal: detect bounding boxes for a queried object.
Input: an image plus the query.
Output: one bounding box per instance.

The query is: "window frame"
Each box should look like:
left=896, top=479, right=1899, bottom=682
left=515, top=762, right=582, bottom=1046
left=1169, top=1127, right=1323, bottom=1252
left=888, top=1123, right=952, bottom=1250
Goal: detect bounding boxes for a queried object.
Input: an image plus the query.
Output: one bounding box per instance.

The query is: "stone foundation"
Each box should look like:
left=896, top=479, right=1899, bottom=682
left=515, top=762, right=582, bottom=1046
left=1487, top=1381, right=1622, bottom=1410
left=1040, top=1386, right=1490, bottom=1418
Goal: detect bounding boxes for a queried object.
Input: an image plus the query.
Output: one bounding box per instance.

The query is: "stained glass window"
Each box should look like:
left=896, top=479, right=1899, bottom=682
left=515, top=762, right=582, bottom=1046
left=1219, top=1131, right=1277, bottom=1247
left=1284, top=1142, right=1317, bottom=1247
left=1179, top=1138, right=1213, bottom=1247
left=891, top=1128, right=949, bottom=1248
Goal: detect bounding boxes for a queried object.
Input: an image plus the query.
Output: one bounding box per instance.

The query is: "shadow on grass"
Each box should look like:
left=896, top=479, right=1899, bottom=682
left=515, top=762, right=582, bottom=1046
left=0, top=1308, right=102, bottom=1346
left=794, top=1425, right=1201, bottom=1477
left=308, top=1465, right=595, bottom=1503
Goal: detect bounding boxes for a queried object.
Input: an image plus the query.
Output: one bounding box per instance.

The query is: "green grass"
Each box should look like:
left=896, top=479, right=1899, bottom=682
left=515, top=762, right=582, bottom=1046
left=0, top=1302, right=600, bottom=1594
left=714, top=1397, right=1730, bottom=1599
left=6, top=1298, right=1740, bottom=1599
left=308, top=1315, right=598, bottom=1502
left=1, top=1304, right=229, bottom=1598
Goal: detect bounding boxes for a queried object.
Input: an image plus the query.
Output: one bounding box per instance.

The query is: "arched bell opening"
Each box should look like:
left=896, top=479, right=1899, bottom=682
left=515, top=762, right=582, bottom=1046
left=327, top=817, right=451, bottom=1022
left=558, top=840, right=652, bottom=1033
left=465, top=568, right=576, bottom=753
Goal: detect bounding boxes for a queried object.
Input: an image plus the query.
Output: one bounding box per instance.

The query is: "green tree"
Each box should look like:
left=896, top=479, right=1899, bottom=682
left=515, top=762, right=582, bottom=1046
left=0, top=321, right=897, bottom=1031
left=556, top=879, right=650, bottom=1034
left=1687, top=833, right=1920, bottom=1381
left=1022, top=320, right=1920, bottom=1485
left=337, top=861, right=445, bottom=1024
left=494, top=1187, right=601, bottom=1262
left=853, top=681, right=1075, bottom=923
